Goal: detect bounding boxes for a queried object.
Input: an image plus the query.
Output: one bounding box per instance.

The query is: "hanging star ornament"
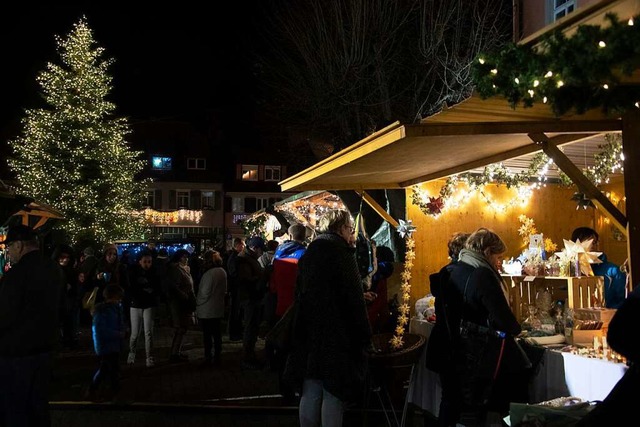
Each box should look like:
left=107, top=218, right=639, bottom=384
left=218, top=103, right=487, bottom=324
left=570, top=192, right=595, bottom=210
left=397, top=219, right=416, bottom=239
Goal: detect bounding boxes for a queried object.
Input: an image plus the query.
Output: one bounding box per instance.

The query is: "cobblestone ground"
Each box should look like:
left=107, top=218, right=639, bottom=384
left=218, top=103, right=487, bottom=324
left=48, top=313, right=426, bottom=427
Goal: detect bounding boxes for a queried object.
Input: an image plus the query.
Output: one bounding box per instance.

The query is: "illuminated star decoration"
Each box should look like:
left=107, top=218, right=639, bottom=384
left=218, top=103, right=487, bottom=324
left=558, top=238, right=602, bottom=276
left=397, top=219, right=416, bottom=239
left=390, top=219, right=417, bottom=350
left=426, top=196, right=445, bottom=215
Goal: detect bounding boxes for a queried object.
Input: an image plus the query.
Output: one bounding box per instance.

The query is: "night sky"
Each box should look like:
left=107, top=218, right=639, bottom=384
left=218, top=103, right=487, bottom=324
left=0, top=4, right=259, bottom=144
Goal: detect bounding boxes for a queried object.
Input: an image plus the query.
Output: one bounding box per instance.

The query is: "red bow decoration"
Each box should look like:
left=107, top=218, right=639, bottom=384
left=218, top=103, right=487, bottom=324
left=426, top=196, right=444, bottom=215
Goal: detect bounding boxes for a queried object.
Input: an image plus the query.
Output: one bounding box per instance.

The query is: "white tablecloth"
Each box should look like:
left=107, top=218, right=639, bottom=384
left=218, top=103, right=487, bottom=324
left=406, top=317, right=627, bottom=416
left=407, top=318, right=441, bottom=415
left=531, top=350, right=628, bottom=403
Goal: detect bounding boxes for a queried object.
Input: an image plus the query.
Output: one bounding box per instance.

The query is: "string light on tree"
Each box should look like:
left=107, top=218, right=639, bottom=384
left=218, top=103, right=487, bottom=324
left=8, top=17, right=148, bottom=244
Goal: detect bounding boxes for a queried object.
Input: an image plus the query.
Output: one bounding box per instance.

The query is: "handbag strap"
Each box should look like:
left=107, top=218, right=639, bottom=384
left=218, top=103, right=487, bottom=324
left=460, top=274, right=472, bottom=326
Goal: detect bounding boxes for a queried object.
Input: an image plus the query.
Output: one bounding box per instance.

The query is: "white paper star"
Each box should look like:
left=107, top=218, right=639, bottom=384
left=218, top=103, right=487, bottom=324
left=397, top=219, right=416, bottom=239
left=558, top=238, right=602, bottom=276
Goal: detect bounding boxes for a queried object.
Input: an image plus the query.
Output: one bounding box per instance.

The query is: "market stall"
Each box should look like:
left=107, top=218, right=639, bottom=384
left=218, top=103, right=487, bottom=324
left=278, top=0, right=639, bottom=415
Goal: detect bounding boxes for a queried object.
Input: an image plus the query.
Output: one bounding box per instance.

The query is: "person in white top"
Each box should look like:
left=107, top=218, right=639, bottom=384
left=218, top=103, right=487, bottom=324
left=196, top=250, right=227, bottom=367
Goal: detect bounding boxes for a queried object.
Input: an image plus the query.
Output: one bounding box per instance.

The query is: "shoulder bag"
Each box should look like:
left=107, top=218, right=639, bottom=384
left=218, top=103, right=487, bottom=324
left=455, top=276, right=506, bottom=409
left=265, top=300, right=298, bottom=351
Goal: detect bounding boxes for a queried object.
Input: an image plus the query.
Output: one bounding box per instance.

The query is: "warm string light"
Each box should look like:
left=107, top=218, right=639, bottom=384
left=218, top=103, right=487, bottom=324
left=8, top=17, right=148, bottom=244
left=473, top=13, right=640, bottom=115
left=141, top=208, right=203, bottom=225
left=390, top=235, right=415, bottom=350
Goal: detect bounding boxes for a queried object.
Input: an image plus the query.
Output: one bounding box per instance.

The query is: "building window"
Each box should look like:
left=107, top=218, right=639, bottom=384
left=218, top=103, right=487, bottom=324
left=241, top=164, right=259, bottom=181
left=201, top=191, right=215, bottom=208
left=187, top=158, right=206, bottom=170
left=232, top=197, right=244, bottom=213
left=264, top=166, right=281, bottom=182
left=257, top=197, right=269, bottom=210
left=145, top=190, right=155, bottom=208
left=177, top=190, right=190, bottom=208
left=554, top=0, right=575, bottom=20
left=151, top=156, right=172, bottom=171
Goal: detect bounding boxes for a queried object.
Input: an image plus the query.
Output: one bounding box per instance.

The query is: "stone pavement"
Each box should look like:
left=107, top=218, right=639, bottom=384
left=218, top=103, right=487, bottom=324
left=48, top=318, right=428, bottom=427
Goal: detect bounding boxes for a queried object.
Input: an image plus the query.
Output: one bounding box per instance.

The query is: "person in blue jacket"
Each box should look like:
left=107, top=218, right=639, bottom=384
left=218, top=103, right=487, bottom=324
left=87, top=284, right=126, bottom=401
left=571, top=227, right=627, bottom=309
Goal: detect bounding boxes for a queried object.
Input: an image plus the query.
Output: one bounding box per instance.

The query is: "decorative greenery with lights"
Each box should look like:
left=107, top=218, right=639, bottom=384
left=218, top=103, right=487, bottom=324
left=239, top=214, right=268, bottom=239
left=411, top=153, right=548, bottom=217
left=412, top=131, right=625, bottom=217
left=559, top=133, right=624, bottom=186
left=9, top=18, right=148, bottom=244
left=472, top=13, right=640, bottom=116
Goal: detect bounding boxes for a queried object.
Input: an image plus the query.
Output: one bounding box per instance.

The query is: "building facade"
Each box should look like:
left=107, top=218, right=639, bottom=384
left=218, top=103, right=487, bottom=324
left=516, top=0, right=602, bottom=40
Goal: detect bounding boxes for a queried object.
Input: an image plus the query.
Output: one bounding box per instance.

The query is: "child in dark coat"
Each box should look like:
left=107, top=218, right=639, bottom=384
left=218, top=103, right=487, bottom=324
left=87, top=284, right=126, bottom=401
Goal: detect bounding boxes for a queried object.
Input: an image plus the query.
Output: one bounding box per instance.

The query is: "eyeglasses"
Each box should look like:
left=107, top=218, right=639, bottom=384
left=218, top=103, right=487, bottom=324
left=344, top=224, right=355, bottom=233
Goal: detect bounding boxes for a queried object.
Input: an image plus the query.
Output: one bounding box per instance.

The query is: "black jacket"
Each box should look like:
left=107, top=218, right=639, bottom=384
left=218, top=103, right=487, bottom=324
left=284, top=233, right=372, bottom=402
left=128, top=264, right=160, bottom=309
left=0, top=250, right=65, bottom=357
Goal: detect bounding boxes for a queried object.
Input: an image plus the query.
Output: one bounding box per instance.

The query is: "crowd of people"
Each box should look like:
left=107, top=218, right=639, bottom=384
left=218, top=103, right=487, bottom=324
left=3, top=213, right=633, bottom=427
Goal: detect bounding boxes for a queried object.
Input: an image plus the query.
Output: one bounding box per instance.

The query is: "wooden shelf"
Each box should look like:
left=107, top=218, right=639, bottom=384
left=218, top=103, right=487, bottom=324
left=502, top=275, right=604, bottom=322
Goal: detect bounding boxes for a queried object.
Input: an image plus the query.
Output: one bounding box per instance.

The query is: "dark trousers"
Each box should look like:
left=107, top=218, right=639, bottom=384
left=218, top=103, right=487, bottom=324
left=240, top=299, right=261, bottom=359
left=0, top=351, right=53, bottom=427
left=227, top=286, right=243, bottom=339
left=61, top=306, right=79, bottom=346
left=90, top=352, right=120, bottom=393
left=170, top=327, right=187, bottom=356
left=200, top=317, right=222, bottom=361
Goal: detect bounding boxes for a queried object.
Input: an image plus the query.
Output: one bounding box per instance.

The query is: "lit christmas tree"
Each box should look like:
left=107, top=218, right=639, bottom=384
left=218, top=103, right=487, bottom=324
left=9, top=17, right=148, bottom=244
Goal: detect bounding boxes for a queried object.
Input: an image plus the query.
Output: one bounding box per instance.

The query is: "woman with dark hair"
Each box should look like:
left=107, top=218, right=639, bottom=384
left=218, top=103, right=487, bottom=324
left=167, top=249, right=196, bottom=363
left=284, top=209, right=372, bottom=427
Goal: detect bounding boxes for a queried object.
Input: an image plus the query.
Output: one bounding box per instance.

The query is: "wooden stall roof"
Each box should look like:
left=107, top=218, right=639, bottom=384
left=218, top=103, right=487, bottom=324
left=279, top=95, right=621, bottom=192
left=279, top=0, right=640, bottom=193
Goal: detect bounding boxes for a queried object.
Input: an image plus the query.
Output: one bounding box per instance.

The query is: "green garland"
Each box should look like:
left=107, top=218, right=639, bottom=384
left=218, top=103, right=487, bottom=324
left=239, top=215, right=268, bottom=239
left=559, top=133, right=623, bottom=185
left=472, top=13, right=640, bottom=116
left=412, top=153, right=548, bottom=216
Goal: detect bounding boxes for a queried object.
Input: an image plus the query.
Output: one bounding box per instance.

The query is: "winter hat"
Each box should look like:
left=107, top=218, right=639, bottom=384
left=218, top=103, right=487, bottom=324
left=103, top=243, right=117, bottom=255
left=246, top=236, right=267, bottom=251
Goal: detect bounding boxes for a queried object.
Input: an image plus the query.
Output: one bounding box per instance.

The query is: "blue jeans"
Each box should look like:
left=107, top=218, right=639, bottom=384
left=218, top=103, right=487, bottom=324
left=299, top=378, right=345, bottom=427
left=0, top=352, right=53, bottom=427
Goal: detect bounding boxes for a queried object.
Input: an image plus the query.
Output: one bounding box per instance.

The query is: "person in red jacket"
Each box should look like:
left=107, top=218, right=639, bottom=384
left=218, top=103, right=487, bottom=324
left=366, top=245, right=395, bottom=333
left=267, top=223, right=307, bottom=403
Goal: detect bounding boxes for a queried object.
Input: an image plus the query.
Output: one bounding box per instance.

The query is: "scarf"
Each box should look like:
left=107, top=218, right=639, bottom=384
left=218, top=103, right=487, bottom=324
left=458, top=248, right=510, bottom=305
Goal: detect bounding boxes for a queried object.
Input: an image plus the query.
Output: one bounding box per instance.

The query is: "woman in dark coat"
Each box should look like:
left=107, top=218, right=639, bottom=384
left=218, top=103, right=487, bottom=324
left=284, top=209, right=372, bottom=427
left=435, top=228, right=524, bottom=426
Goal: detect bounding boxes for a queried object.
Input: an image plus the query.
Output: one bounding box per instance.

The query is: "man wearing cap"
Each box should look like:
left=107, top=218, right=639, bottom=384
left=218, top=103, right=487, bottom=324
left=236, top=236, right=266, bottom=368
left=0, top=224, right=65, bottom=427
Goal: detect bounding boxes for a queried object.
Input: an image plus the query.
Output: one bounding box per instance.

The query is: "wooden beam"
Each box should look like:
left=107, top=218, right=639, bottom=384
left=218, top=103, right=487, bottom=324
left=406, top=119, right=621, bottom=137
left=401, top=133, right=600, bottom=187
left=534, top=133, right=628, bottom=234
left=355, top=190, right=400, bottom=229
left=623, top=110, right=640, bottom=289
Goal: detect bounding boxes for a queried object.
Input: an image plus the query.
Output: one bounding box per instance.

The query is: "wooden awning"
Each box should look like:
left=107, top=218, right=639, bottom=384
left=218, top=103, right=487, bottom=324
left=279, top=98, right=621, bottom=192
